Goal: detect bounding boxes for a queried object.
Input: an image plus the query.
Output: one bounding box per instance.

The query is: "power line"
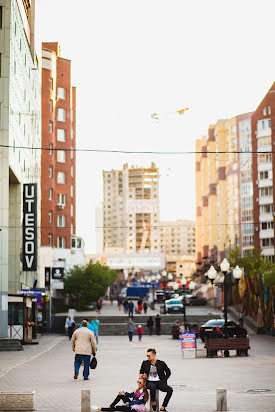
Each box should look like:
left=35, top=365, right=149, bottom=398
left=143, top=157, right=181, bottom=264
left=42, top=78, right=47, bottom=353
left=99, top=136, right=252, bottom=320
left=0, top=143, right=274, bottom=155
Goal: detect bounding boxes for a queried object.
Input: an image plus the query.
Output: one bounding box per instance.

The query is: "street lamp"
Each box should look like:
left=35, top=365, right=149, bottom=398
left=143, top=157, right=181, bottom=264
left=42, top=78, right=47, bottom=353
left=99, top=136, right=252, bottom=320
left=181, top=277, right=187, bottom=322
left=233, top=265, right=242, bottom=284
left=220, top=258, right=230, bottom=337
left=207, top=265, right=217, bottom=284
left=151, top=275, right=156, bottom=310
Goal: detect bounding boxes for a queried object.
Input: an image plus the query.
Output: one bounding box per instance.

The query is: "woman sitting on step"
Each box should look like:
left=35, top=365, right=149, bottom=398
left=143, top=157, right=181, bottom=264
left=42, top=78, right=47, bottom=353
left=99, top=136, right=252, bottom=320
left=92, top=374, right=148, bottom=412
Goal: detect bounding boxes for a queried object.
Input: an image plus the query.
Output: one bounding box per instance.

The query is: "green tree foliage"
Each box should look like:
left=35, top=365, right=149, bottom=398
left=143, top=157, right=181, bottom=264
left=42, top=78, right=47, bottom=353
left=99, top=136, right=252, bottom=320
left=229, top=248, right=275, bottom=329
left=63, top=262, right=117, bottom=311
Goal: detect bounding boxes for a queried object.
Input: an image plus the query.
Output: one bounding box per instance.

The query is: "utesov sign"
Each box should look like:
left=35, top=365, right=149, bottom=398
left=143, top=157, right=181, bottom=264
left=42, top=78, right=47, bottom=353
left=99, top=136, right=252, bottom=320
left=23, top=184, right=37, bottom=271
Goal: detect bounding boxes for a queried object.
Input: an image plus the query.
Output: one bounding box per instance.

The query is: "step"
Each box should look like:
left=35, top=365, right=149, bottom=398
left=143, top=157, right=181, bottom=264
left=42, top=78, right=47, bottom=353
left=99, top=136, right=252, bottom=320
left=0, top=339, right=24, bottom=352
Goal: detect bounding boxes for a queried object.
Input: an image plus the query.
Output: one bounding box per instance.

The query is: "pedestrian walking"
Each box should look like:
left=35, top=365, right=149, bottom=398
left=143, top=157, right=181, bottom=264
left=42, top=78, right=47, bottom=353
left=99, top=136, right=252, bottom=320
left=128, top=300, right=134, bottom=318
left=137, top=324, right=143, bottom=341
left=92, top=374, right=148, bottom=411
left=90, top=316, right=100, bottom=344
left=96, top=299, right=102, bottom=314
left=155, top=314, right=161, bottom=336
left=123, top=298, right=129, bottom=314
left=137, top=298, right=143, bottom=314
left=147, top=316, right=154, bottom=336
left=110, top=295, right=114, bottom=305
left=71, top=320, right=96, bottom=380
left=184, top=320, right=190, bottom=332
left=66, top=316, right=75, bottom=340
left=127, top=317, right=135, bottom=342
left=143, top=301, right=148, bottom=314
left=118, top=296, right=123, bottom=311
left=139, top=348, right=173, bottom=412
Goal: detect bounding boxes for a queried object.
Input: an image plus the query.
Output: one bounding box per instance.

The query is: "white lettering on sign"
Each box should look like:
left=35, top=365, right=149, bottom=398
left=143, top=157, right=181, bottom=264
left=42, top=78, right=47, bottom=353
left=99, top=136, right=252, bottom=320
left=23, top=184, right=37, bottom=271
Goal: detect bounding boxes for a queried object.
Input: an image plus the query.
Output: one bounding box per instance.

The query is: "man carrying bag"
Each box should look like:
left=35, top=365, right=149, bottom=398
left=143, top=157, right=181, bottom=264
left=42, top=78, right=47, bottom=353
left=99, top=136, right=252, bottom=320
left=71, top=320, right=96, bottom=380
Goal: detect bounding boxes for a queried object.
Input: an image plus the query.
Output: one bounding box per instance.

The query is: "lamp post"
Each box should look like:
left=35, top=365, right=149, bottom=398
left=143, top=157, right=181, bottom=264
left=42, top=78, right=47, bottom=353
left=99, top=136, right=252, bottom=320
left=151, top=275, right=156, bottom=310
left=181, top=277, right=187, bottom=322
left=220, top=258, right=230, bottom=337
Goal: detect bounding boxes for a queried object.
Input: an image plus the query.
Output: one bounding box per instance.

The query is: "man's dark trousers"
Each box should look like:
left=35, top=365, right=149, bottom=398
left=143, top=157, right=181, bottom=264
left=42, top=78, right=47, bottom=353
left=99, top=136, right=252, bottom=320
left=74, top=354, right=91, bottom=379
left=147, top=381, right=173, bottom=408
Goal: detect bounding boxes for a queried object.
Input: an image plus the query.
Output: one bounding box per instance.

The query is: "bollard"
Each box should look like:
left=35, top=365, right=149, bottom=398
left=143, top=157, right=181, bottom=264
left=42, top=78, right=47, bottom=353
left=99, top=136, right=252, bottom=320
left=149, top=389, right=159, bottom=412
left=81, top=390, right=91, bottom=412
left=216, top=388, right=227, bottom=411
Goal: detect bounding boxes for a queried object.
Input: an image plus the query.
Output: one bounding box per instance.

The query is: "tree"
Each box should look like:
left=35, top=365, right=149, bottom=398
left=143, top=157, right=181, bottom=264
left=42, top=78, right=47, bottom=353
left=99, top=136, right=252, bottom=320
left=62, top=262, right=117, bottom=311
left=229, top=248, right=275, bottom=330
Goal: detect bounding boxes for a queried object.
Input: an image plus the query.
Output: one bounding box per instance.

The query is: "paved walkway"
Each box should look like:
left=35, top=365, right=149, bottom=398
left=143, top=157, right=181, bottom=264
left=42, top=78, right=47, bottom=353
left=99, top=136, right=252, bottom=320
left=0, top=333, right=274, bottom=411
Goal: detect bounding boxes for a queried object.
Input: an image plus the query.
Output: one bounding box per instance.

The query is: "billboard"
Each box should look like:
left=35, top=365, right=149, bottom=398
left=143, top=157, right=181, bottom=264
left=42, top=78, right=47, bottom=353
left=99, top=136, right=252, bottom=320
left=22, top=184, right=37, bottom=271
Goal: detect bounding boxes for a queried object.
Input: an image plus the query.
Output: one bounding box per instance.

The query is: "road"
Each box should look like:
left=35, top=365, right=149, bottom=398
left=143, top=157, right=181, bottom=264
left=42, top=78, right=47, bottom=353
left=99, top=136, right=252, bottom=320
left=0, top=332, right=274, bottom=411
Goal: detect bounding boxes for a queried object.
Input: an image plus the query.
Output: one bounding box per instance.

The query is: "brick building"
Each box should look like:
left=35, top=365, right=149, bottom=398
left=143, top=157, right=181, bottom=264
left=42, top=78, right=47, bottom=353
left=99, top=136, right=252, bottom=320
left=41, top=43, right=76, bottom=250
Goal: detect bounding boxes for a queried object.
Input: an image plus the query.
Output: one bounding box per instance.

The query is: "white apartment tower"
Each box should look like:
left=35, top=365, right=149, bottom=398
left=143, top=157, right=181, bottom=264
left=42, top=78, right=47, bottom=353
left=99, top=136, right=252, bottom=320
left=159, top=220, right=196, bottom=255
left=103, top=163, right=160, bottom=253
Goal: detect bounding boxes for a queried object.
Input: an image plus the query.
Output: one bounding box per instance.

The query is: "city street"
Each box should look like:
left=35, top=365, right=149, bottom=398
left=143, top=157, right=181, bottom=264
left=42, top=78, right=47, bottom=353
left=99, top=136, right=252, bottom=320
left=0, top=332, right=274, bottom=411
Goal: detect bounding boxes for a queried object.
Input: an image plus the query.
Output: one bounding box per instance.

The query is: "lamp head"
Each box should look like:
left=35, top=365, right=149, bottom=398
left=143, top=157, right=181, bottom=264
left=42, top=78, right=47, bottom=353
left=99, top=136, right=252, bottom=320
left=220, top=258, right=230, bottom=273
left=233, top=265, right=242, bottom=280
left=207, top=265, right=217, bottom=280
left=181, top=277, right=187, bottom=286
left=168, top=273, right=173, bottom=281
left=162, top=270, right=167, bottom=277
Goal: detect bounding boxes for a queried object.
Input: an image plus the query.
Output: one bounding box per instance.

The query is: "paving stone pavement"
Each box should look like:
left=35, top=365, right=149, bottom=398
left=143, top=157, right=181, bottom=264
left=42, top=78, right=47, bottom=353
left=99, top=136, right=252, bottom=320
left=0, top=333, right=274, bottom=411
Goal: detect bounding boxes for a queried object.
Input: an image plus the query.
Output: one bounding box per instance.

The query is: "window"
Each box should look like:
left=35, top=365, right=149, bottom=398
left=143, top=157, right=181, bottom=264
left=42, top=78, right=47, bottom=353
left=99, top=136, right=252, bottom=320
left=49, top=99, right=53, bottom=112
left=258, top=153, right=272, bottom=163
left=57, top=108, right=66, bottom=122
left=48, top=233, right=53, bottom=246
left=261, top=221, right=274, bottom=230
left=48, top=211, right=53, bottom=223
left=71, top=165, right=73, bottom=177
left=263, top=107, right=267, bottom=116
left=71, top=205, right=73, bottom=216
left=49, top=165, right=53, bottom=178
left=57, top=128, right=66, bottom=142
left=58, top=193, right=66, bottom=205
left=57, top=237, right=66, bottom=248
left=267, top=106, right=271, bottom=115
left=57, top=215, right=66, bottom=227
left=261, top=238, right=274, bottom=247
left=57, top=150, right=66, bottom=163
left=49, top=121, right=53, bottom=133
left=260, top=204, right=274, bottom=214
left=259, top=171, right=269, bottom=180
left=0, top=7, right=2, bottom=29
left=49, top=144, right=53, bottom=155
left=49, top=188, right=53, bottom=201
left=57, top=87, right=66, bottom=99
left=57, top=172, right=66, bottom=184
left=260, top=187, right=273, bottom=197
left=49, top=77, right=53, bottom=90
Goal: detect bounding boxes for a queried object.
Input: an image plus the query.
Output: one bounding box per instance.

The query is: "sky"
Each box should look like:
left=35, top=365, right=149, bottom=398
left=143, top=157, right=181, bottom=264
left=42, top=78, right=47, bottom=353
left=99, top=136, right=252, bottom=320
left=36, top=0, right=275, bottom=253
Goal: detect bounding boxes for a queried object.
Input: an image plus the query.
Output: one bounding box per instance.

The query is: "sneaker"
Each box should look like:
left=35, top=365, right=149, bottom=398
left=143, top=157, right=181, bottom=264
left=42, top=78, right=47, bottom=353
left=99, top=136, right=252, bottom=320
left=74, top=372, right=79, bottom=379
left=91, top=406, right=100, bottom=411
left=84, top=377, right=89, bottom=380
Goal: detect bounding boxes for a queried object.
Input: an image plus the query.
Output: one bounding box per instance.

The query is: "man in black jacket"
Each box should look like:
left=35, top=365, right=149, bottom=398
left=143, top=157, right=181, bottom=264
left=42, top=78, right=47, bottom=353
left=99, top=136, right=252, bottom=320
left=139, top=348, right=173, bottom=412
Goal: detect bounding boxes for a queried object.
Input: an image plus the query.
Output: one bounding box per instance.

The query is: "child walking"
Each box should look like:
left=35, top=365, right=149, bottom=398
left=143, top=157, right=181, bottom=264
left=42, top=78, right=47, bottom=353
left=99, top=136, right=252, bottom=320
left=137, top=325, right=143, bottom=342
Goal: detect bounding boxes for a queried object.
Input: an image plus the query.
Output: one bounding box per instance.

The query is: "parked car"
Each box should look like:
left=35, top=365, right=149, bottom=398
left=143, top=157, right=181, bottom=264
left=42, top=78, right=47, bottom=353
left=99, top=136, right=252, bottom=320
left=165, top=298, right=184, bottom=313
left=199, top=319, right=242, bottom=342
left=189, top=296, right=207, bottom=306
left=155, top=289, right=173, bottom=303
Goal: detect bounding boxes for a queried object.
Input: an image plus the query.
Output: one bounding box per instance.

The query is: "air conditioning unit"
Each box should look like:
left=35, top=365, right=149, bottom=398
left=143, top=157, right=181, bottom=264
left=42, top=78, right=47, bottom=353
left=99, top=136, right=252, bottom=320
left=57, top=203, right=65, bottom=209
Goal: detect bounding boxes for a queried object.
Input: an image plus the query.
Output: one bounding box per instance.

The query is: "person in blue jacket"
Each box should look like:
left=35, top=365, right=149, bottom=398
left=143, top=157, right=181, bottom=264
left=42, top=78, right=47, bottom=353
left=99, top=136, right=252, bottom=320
left=92, top=374, right=148, bottom=412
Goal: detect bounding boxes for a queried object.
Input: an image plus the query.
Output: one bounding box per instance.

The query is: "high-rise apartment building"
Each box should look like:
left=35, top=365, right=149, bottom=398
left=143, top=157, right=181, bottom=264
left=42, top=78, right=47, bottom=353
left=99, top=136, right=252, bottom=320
left=252, top=83, right=275, bottom=262
left=0, top=0, right=41, bottom=337
left=159, top=220, right=195, bottom=255
left=237, top=112, right=254, bottom=256
left=41, top=43, right=76, bottom=250
left=102, top=163, right=160, bottom=253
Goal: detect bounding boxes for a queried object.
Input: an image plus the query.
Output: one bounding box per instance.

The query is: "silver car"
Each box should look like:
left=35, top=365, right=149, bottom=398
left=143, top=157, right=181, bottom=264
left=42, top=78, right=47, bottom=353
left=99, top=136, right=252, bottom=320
left=165, top=298, right=184, bottom=313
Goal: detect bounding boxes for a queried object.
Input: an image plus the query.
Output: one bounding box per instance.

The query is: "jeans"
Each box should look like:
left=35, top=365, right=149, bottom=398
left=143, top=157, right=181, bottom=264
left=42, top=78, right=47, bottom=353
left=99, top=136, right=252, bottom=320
left=101, top=394, right=132, bottom=411
left=128, top=332, right=133, bottom=341
left=128, top=310, right=134, bottom=318
left=147, top=380, right=173, bottom=408
left=93, top=329, right=99, bottom=343
left=138, top=334, right=142, bottom=341
left=74, top=354, right=91, bottom=379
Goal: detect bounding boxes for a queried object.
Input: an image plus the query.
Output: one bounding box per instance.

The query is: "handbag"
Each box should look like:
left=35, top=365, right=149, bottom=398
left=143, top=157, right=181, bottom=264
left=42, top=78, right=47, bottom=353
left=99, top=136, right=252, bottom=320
left=90, top=356, right=97, bottom=369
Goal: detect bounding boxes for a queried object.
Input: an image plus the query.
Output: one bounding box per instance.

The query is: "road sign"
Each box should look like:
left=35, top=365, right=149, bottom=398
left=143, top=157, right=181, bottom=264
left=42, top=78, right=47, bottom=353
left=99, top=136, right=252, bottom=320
left=181, top=332, right=197, bottom=351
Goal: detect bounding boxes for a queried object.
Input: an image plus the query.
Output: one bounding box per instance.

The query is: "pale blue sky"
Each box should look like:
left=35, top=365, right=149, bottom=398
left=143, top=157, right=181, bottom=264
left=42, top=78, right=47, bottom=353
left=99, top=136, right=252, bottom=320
left=36, top=0, right=275, bottom=253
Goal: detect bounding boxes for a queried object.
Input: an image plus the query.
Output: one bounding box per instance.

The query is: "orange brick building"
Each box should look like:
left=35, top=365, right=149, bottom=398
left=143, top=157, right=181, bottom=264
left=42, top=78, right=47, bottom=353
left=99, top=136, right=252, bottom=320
left=41, top=43, right=76, bottom=249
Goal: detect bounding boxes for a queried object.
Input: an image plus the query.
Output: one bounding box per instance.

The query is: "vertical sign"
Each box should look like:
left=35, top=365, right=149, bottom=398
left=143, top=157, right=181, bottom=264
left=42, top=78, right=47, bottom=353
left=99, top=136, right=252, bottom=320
left=23, top=184, right=37, bottom=271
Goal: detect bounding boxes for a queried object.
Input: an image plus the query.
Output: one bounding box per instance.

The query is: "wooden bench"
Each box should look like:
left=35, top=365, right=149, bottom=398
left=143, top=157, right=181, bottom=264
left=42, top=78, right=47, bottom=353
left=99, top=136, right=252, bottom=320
left=205, top=337, right=250, bottom=358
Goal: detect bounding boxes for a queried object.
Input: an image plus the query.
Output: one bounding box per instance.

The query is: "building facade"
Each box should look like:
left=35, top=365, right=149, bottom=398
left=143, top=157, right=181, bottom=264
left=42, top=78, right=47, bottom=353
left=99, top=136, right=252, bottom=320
left=0, top=0, right=41, bottom=337
left=159, top=220, right=195, bottom=255
left=41, top=42, right=76, bottom=251
left=252, top=83, right=275, bottom=262
left=102, top=163, right=160, bottom=253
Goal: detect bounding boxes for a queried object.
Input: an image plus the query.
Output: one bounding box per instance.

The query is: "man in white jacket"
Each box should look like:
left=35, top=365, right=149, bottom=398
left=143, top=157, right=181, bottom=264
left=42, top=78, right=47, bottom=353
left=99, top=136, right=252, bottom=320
left=71, top=320, right=97, bottom=380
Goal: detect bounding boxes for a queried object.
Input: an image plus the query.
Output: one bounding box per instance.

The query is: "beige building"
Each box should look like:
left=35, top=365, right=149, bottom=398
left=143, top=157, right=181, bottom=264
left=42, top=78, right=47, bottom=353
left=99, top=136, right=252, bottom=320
left=102, top=163, right=160, bottom=253
left=166, top=255, right=196, bottom=280
left=159, top=220, right=195, bottom=255
left=196, top=117, right=240, bottom=263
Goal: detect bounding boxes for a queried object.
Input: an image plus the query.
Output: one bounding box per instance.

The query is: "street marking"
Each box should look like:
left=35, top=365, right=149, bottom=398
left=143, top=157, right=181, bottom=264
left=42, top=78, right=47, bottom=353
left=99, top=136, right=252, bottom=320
left=0, top=336, right=65, bottom=379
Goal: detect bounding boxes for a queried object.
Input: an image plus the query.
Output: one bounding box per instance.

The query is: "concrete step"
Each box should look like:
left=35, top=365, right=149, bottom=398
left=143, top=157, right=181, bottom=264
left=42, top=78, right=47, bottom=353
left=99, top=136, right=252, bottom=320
left=0, top=339, right=24, bottom=351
